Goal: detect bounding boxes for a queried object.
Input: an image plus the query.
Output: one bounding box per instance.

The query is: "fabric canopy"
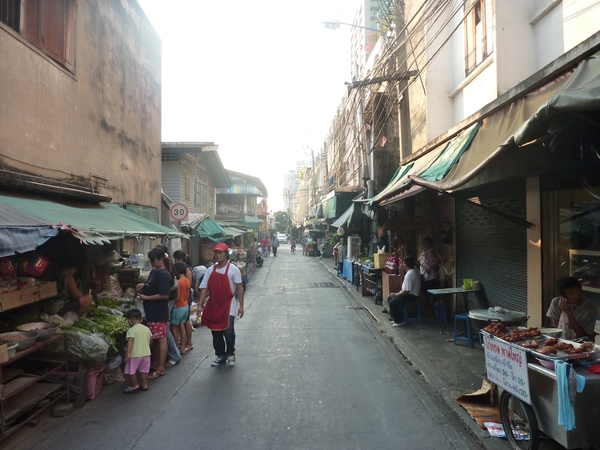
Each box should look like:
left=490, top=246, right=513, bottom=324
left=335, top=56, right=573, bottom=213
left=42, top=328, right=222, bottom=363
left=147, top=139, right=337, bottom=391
left=418, top=122, right=480, bottom=181
left=369, top=164, right=413, bottom=205
left=0, top=227, right=59, bottom=258
left=379, top=185, right=426, bottom=207
left=218, top=224, right=248, bottom=237
left=324, top=196, right=337, bottom=219
left=409, top=70, right=570, bottom=193
left=125, top=204, right=160, bottom=223
left=0, top=201, right=59, bottom=257
left=0, top=193, right=184, bottom=245
left=332, top=203, right=354, bottom=228
left=372, top=142, right=448, bottom=205
left=237, top=215, right=262, bottom=229
left=197, top=218, right=229, bottom=242
left=515, top=52, right=600, bottom=146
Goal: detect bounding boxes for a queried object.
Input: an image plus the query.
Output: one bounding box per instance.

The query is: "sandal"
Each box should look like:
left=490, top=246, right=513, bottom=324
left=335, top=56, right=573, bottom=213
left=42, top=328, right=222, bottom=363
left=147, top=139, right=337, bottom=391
left=166, top=360, right=179, bottom=367
left=140, top=386, right=149, bottom=391
left=123, top=386, right=140, bottom=394
left=148, top=371, right=166, bottom=379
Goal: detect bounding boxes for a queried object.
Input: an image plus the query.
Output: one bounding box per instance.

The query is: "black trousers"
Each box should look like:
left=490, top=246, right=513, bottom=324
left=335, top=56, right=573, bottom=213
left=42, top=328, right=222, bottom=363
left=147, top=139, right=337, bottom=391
left=388, top=294, right=419, bottom=323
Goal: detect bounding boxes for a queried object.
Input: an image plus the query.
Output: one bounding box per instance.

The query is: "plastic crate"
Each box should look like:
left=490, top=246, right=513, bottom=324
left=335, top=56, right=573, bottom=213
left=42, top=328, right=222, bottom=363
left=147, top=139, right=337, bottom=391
left=56, top=364, right=105, bottom=400
left=86, top=368, right=104, bottom=400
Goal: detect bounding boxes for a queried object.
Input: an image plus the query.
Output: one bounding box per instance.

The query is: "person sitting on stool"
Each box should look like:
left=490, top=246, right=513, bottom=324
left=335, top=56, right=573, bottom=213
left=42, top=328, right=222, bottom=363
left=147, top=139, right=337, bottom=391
left=388, top=255, right=421, bottom=327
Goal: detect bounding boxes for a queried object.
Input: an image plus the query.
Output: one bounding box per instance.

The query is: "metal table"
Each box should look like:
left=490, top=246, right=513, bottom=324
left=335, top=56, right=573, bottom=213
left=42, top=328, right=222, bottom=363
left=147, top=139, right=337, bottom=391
left=427, top=286, right=480, bottom=312
left=427, top=287, right=481, bottom=340
left=360, top=266, right=383, bottom=305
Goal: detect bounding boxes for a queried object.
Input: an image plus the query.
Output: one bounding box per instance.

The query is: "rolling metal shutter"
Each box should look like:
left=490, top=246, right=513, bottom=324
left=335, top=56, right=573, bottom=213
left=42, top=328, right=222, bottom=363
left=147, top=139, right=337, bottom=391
left=456, top=183, right=527, bottom=312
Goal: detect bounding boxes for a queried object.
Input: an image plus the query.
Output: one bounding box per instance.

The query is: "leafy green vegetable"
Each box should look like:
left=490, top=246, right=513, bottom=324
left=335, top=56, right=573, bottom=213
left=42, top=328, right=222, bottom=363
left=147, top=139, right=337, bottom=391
left=94, top=298, right=120, bottom=309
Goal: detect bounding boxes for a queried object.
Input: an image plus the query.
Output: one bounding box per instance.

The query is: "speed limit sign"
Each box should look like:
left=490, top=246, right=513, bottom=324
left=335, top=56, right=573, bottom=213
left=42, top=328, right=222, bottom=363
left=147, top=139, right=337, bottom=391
left=169, top=203, right=189, bottom=222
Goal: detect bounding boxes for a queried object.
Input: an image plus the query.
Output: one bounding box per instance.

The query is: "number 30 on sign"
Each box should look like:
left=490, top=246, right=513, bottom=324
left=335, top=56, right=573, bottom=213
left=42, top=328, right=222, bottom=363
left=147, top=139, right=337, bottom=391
left=169, top=203, right=188, bottom=222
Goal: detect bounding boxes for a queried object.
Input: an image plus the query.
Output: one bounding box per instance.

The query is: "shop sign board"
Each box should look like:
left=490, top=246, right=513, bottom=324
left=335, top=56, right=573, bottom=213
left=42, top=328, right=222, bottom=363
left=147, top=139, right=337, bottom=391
left=169, top=203, right=188, bottom=222
left=483, top=335, right=531, bottom=404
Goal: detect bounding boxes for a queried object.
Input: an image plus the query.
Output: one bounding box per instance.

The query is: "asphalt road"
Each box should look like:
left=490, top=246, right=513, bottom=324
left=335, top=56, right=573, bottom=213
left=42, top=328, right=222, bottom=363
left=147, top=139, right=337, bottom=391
left=8, top=245, right=481, bottom=450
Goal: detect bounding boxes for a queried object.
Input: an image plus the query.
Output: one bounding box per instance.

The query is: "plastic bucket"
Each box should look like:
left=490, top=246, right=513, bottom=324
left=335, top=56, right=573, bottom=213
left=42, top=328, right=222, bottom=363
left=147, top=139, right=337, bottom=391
left=463, top=278, right=473, bottom=290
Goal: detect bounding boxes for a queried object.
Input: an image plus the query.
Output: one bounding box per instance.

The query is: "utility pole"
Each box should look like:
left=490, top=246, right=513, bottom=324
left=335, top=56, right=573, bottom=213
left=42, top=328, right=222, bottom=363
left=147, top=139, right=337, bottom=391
left=395, top=0, right=412, bottom=160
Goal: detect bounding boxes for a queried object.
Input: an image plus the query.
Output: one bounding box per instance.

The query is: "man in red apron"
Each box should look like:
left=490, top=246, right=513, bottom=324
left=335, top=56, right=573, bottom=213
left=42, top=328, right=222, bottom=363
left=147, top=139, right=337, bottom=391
left=199, top=243, right=245, bottom=367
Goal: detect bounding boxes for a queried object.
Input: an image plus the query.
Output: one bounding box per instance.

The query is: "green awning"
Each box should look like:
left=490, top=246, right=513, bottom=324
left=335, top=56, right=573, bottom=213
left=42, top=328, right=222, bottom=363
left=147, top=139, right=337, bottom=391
left=418, top=122, right=481, bottom=181
left=324, top=196, right=337, bottom=219
left=0, top=193, right=184, bottom=244
left=369, top=163, right=414, bottom=205
left=197, top=218, right=229, bottom=242
left=218, top=223, right=248, bottom=237
left=373, top=123, right=481, bottom=206
left=237, top=215, right=261, bottom=229
left=125, top=204, right=160, bottom=223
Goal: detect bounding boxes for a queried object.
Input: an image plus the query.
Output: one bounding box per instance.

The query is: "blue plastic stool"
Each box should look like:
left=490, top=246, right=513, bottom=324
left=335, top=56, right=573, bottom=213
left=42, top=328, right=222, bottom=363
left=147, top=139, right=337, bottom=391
left=453, top=313, right=474, bottom=348
left=403, top=299, right=423, bottom=325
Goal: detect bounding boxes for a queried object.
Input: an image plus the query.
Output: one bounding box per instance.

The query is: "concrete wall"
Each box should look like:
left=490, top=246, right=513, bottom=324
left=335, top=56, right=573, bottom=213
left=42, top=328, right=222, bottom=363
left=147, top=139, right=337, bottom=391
left=409, top=0, right=600, bottom=151
left=0, top=0, right=161, bottom=208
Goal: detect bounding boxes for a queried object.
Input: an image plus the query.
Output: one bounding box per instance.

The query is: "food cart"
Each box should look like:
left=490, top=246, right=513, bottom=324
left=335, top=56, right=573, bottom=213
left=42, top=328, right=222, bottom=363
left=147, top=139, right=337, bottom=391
left=481, top=327, right=600, bottom=450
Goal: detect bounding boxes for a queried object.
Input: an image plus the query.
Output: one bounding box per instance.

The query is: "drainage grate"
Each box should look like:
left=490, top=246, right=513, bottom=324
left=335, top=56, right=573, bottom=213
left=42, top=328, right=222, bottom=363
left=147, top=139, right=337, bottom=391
left=308, top=282, right=337, bottom=288
left=347, top=306, right=364, bottom=310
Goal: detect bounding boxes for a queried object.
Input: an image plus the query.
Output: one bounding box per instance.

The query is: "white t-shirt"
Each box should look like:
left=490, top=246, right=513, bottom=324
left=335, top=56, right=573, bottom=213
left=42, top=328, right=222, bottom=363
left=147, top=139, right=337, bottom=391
left=402, top=268, right=421, bottom=296
left=546, top=297, right=597, bottom=339
left=199, top=263, right=242, bottom=316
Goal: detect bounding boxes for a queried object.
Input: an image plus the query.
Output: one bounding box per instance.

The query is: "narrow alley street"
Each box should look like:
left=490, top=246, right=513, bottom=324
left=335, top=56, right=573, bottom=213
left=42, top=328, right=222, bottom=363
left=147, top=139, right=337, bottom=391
left=7, top=244, right=481, bottom=450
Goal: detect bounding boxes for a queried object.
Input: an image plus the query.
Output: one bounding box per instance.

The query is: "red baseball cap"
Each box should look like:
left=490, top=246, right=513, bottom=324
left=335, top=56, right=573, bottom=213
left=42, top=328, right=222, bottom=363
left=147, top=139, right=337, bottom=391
left=214, top=243, right=229, bottom=252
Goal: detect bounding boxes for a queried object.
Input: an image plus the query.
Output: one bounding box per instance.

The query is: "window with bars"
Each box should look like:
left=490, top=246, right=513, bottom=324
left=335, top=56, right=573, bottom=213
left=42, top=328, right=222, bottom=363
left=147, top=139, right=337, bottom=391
left=464, top=0, right=493, bottom=76
left=162, top=152, right=180, bottom=161
left=0, top=0, right=76, bottom=71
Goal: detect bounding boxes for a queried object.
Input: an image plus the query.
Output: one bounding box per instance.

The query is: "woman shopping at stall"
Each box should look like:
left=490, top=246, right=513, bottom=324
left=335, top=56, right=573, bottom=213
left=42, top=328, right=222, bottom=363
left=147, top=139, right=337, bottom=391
left=56, top=259, right=94, bottom=317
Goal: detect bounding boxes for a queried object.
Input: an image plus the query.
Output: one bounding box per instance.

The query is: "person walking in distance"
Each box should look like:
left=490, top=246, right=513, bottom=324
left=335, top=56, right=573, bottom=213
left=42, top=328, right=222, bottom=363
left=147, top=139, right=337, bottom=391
left=271, top=234, right=279, bottom=257
left=198, top=243, right=245, bottom=367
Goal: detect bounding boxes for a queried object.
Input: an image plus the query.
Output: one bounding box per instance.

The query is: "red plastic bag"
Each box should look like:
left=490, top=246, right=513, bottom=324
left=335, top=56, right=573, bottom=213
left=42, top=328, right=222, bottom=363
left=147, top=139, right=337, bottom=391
left=0, top=258, right=16, bottom=277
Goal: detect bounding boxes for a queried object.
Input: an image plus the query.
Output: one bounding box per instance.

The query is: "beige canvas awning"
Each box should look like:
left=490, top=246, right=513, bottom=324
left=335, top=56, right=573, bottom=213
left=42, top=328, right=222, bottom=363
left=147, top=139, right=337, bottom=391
left=410, top=73, right=570, bottom=192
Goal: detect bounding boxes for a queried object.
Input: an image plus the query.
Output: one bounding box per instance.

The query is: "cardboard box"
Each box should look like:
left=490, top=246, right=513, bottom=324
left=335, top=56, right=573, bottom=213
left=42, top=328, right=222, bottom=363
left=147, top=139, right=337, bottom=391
left=0, top=291, right=21, bottom=312
left=39, top=281, right=58, bottom=300
left=20, top=286, right=39, bottom=305
left=374, top=253, right=391, bottom=269
left=0, top=344, right=8, bottom=364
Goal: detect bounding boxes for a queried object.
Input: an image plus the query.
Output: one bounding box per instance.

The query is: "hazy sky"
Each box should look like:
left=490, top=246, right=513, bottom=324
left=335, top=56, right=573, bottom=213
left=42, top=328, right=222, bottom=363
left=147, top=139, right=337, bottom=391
left=136, top=0, right=361, bottom=212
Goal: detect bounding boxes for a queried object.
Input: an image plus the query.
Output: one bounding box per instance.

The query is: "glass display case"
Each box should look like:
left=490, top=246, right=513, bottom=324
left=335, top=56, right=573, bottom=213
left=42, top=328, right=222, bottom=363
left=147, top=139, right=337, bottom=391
left=569, top=249, right=600, bottom=293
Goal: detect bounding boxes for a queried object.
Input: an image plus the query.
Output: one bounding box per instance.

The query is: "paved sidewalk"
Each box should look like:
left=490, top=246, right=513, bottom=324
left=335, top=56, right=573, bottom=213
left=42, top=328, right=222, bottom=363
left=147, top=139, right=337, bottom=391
left=314, top=256, right=512, bottom=450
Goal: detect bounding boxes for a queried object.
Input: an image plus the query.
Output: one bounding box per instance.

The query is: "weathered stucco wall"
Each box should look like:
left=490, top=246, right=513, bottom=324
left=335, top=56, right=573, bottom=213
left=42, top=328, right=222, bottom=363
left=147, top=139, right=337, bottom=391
left=0, top=0, right=161, bottom=209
